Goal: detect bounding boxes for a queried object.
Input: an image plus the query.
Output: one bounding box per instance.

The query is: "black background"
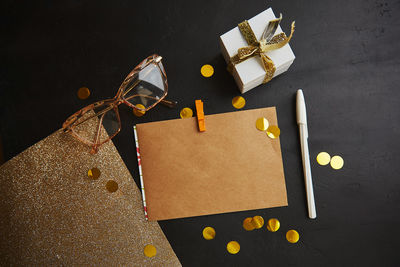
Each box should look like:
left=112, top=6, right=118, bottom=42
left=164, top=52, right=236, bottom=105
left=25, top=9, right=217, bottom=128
left=1, top=0, right=399, bottom=266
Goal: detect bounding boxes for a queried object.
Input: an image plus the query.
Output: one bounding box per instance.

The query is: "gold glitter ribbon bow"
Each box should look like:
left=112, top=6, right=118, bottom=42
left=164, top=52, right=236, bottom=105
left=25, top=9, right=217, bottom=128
left=229, top=14, right=295, bottom=83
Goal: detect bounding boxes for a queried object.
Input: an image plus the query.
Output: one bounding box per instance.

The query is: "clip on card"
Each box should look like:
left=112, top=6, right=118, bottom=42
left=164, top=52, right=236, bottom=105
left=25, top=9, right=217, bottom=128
left=195, top=100, right=206, bottom=132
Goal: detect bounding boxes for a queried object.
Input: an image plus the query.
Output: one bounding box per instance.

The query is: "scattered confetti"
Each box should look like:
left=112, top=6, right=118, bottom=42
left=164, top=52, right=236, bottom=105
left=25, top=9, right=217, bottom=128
left=143, top=244, right=157, bottom=257
left=226, top=241, right=240, bottom=254
left=133, top=104, right=146, bottom=117
left=232, top=96, right=246, bottom=109
left=330, top=155, right=344, bottom=170
left=316, top=152, right=331, bottom=166
left=286, top=230, right=300, bottom=243
left=251, top=215, right=264, bottom=229
left=255, top=118, right=269, bottom=131
left=88, top=167, right=100, bottom=180
left=77, top=87, right=90, bottom=100
left=106, top=180, right=118, bottom=193
left=202, top=227, right=216, bottom=240
left=266, top=125, right=280, bottom=139
left=242, top=217, right=255, bottom=231
left=201, top=64, right=214, bottom=77
left=180, top=107, right=193, bottom=118
left=266, top=218, right=280, bottom=232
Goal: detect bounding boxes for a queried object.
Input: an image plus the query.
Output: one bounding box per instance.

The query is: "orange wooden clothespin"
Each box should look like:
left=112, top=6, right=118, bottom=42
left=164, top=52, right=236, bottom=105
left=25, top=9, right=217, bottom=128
left=195, top=99, right=206, bottom=132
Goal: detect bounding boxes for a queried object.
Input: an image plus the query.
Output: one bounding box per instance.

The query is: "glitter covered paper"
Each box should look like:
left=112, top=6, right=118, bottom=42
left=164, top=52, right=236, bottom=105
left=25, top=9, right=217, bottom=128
left=0, top=127, right=181, bottom=266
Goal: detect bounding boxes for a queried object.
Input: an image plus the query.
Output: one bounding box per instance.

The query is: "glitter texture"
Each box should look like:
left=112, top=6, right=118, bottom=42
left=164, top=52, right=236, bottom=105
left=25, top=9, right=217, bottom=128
left=0, top=127, right=181, bottom=266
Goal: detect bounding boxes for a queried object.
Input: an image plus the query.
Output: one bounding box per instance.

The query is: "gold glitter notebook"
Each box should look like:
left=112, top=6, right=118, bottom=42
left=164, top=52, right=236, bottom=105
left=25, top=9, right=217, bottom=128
left=0, top=129, right=181, bottom=266
left=136, top=107, right=288, bottom=221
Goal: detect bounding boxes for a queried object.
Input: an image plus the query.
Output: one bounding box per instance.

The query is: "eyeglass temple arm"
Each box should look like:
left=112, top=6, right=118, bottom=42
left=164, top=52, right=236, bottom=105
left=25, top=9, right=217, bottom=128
left=160, top=99, right=177, bottom=108
left=66, top=95, right=176, bottom=130
left=65, top=105, right=115, bottom=130
left=124, top=94, right=177, bottom=108
left=123, top=80, right=177, bottom=108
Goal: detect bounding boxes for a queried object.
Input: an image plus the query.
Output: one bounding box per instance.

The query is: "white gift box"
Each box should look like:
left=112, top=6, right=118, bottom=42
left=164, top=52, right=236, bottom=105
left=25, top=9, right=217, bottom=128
left=220, top=8, right=295, bottom=93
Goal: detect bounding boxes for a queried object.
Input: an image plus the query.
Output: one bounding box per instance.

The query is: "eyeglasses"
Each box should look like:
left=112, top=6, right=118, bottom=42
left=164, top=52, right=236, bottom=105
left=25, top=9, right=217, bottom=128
left=63, top=54, right=176, bottom=154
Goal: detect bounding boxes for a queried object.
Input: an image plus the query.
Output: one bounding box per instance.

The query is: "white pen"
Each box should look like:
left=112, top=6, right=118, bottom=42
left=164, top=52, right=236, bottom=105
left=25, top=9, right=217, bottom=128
left=296, top=89, right=317, bottom=219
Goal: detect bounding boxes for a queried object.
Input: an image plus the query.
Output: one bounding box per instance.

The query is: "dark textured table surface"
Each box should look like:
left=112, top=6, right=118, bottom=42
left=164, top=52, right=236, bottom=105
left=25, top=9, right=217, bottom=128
left=1, top=0, right=399, bottom=266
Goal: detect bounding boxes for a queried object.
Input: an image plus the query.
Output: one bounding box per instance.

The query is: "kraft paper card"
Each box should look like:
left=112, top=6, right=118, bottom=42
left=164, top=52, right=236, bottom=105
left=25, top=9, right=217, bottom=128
left=135, top=107, right=288, bottom=221
left=0, top=126, right=181, bottom=266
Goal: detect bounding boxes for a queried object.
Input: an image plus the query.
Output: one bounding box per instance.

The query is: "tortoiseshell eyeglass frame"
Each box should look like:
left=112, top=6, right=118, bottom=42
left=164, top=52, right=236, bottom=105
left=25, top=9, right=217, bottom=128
left=62, top=54, right=176, bottom=154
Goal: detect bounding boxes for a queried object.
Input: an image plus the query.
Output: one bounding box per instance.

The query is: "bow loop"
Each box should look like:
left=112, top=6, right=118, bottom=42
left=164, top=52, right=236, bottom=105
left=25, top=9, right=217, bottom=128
left=237, top=46, right=259, bottom=60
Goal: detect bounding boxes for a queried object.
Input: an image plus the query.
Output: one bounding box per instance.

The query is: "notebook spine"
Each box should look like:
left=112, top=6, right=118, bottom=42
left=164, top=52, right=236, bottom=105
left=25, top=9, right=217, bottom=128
left=133, top=125, right=149, bottom=221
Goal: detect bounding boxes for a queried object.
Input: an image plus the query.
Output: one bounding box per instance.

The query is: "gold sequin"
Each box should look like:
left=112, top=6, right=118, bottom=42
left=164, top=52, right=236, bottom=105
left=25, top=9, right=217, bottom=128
left=251, top=215, right=264, bottom=229
left=133, top=104, right=146, bottom=117
left=232, top=96, right=246, bottom=109
left=286, top=230, right=300, bottom=243
left=256, top=118, right=269, bottom=131
left=266, top=125, right=280, bottom=139
left=266, top=218, right=280, bottom=232
left=330, top=155, right=344, bottom=170
left=77, top=87, right=90, bottom=100
left=202, top=226, right=216, bottom=240
left=106, top=180, right=118, bottom=193
left=88, top=168, right=100, bottom=180
left=226, top=241, right=240, bottom=254
left=143, top=244, right=157, bottom=257
left=180, top=107, right=193, bottom=118
left=201, top=64, right=214, bottom=77
left=242, top=217, right=255, bottom=231
left=316, top=152, right=331, bottom=166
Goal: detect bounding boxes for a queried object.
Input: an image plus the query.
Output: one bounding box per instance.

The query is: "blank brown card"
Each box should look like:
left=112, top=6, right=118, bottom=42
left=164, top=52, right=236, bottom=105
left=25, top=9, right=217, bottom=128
left=135, top=107, right=288, bottom=221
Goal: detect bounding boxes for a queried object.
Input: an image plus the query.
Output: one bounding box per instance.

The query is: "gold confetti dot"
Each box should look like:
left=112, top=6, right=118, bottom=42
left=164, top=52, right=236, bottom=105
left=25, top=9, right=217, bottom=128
left=180, top=107, right=193, bottom=118
left=202, top=226, right=216, bottom=240
left=256, top=118, right=269, bottom=131
left=106, top=180, right=118, bottom=193
left=200, top=64, right=214, bottom=77
left=133, top=104, right=146, bottom=117
left=251, top=215, right=264, bottom=229
left=266, top=218, right=280, bottom=232
left=77, top=87, right=90, bottom=100
left=242, top=217, right=255, bottom=231
left=143, top=244, right=157, bottom=257
left=330, top=155, right=344, bottom=170
left=286, top=230, right=300, bottom=243
left=226, top=241, right=240, bottom=254
left=232, top=96, right=246, bottom=109
left=316, top=152, right=331, bottom=166
left=88, top=168, right=101, bottom=180
left=266, top=125, right=281, bottom=139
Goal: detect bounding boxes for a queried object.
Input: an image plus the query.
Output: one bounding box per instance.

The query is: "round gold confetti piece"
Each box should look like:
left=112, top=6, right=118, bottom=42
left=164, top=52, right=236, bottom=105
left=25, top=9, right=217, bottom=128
left=143, top=244, right=157, bottom=257
left=106, top=180, right=118, bottom=193
left=266, top=218, right=280, bottom=232
left=266, top=125, right=281, bottom=139
left=180, top=107, right=193, bottom=118
left=256, top=118, right=269, bottom=131
left=133, top=104, right=146, bottom=117
left=200, top=64, right=214, bottom=77
left=232, top=96, right=246, bottom=109
left=202, top=226, right=216, bottom=240
left=226, top=241, right=240, bottom=254
left=316, top=152, right=331, bottom=166
left=251, top=215, right=264, bottom=229
left=77, top=87, right=90, bottom=100
left=242, top=217, right=255, bottom=231
left=88, top=167, right=101, bottom=180
left=286, top=230, right=300, bottom=243
left=330, top=155, right=344, bottom=170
